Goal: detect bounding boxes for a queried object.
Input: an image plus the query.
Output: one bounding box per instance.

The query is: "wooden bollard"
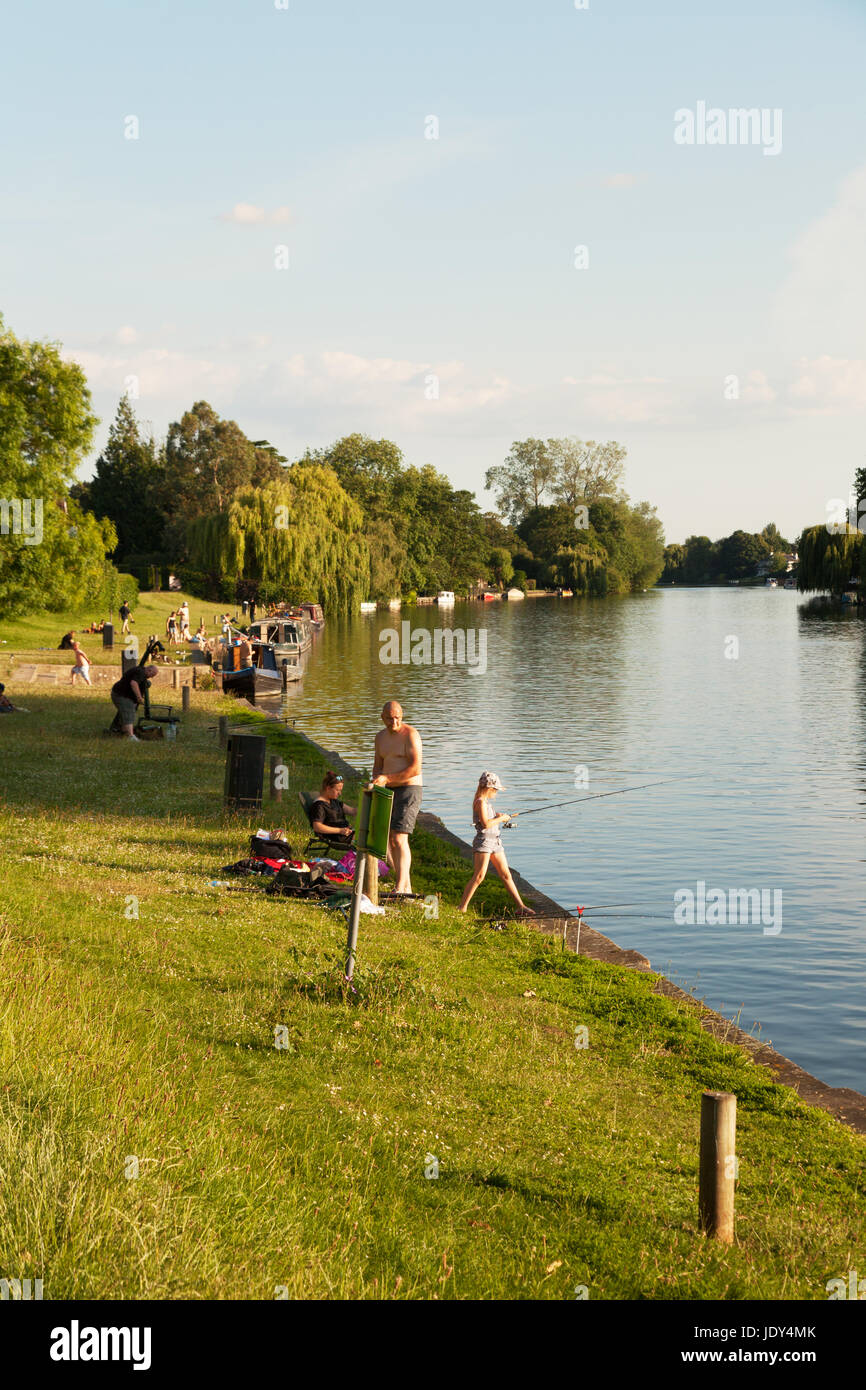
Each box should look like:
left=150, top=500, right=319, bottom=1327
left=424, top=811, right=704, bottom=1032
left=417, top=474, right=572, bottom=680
left=270, top=754, right=283, bottom=803
left=182, top=684, right=190, bottom=712
left=172, top=668, right=179, bottom=689
left=363, top=852, right=379, bottom=906
left=699, top=1091, right=737, bottom=1243
left=192, top=666, right=197, bottom=689
left=218, top=716, right=228, bottom=747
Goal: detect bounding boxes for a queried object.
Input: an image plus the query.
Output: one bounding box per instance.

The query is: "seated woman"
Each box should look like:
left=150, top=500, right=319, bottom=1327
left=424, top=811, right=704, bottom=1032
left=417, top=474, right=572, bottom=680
left=309, top=771, right=357, bottom=848
left=189, top=623, right=208, bottom=646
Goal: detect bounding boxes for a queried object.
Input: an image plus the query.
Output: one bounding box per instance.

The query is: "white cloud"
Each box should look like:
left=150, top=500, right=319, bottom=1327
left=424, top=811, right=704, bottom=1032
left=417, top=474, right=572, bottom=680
left=742, top=370, right=776, bottom=404
left=601, top=173, right=647, bottom=190
left=775, top=164, right=866, bottom=357
left=788, top=356, right=866, bottom=412
left=115, top=324, right=138, bottom=345
left=220, top=203, right=292, bottom=225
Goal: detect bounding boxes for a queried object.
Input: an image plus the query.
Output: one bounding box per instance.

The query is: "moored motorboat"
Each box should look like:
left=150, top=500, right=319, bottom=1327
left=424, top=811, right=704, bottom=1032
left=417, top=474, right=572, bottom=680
left=360, top=601, right=377, bottom=613
left=504, top=587, right=524, bottom=600
left=249, top=614, right=312, bottom=655
left=436, top=590, right=455, bottom=606
left=221, top=640, right=284, bottom=700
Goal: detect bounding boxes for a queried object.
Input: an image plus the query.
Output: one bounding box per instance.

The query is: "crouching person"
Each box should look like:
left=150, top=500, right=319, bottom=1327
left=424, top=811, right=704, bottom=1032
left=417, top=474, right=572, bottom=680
left=110, top=663, right=158, bottom=740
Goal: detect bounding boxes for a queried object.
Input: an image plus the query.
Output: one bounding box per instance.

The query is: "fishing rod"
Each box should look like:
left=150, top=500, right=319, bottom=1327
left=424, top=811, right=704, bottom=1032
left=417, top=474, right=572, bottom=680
left=501, top=773, right=702, bottom=826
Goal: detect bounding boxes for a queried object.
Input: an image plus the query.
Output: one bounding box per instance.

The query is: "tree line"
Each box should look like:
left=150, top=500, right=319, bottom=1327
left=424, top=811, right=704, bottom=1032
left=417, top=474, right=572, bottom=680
left=661, top=524, right=794, bottom=585
left=1, top=312, right=666, bottom=617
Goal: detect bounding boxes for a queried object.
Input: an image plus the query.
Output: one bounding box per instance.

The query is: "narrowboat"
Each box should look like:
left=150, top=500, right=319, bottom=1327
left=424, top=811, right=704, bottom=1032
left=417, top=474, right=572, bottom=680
left=222, top=641, right=284, bottom=700
left=248, top=614, right=312, bottom=656
left=299, top=602, right=325, bottom=630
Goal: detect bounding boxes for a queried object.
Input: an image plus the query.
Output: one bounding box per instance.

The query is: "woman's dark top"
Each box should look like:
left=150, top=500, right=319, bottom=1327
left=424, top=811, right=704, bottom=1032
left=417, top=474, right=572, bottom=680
left=310, top=797, right=349, bottom=836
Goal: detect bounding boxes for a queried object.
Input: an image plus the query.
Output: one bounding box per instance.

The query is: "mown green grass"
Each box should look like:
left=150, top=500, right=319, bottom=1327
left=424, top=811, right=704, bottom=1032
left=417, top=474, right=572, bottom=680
left=0, top=589, right=225, bottom=670
left=0, top=685, right=863, bottom=1299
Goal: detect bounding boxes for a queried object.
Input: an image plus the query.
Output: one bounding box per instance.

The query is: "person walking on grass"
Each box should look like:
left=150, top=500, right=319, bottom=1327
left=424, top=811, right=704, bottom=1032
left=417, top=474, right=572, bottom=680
left=70, top=637, right=92, bottom=687
left=119, top=599, right=132, bottom=635
left=458, top=772, right=535, bottom=916
left=110, top=663, right=159, bottom=740
left=370, top=700, right=422, bottom=895
left=166, top=611, right=178, bottom=647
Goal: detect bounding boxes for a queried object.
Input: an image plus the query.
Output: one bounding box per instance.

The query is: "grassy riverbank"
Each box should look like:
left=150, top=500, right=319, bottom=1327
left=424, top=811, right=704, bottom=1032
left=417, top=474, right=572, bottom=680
left=0, top=589, right=225, bottom=669
left=0, top=683, right=863, bottom=1299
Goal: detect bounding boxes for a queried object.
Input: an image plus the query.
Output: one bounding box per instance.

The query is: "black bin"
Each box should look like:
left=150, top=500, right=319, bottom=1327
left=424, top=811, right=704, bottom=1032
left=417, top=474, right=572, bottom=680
left=102, top=622, right=114, bottom=648
left=224, top=733, right=266, bottom=811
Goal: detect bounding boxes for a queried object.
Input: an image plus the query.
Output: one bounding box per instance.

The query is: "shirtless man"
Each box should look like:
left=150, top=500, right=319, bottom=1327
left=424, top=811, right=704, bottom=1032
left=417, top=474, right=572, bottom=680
left=371, top=701, right=422, bottom=894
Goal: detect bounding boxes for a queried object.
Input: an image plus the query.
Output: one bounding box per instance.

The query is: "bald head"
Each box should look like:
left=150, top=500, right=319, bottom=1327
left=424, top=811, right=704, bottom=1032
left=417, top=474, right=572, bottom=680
left=381, top=701, right=403, bottom=730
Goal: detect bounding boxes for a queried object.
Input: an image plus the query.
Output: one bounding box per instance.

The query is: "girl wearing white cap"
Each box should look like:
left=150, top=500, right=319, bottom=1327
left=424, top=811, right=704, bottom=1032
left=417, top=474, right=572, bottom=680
left=458, top=772, right=534, bottom=915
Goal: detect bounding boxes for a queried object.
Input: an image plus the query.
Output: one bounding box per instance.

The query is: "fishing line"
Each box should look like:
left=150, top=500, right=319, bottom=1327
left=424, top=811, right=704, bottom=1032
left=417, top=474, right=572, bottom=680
left=503, top=772, right=704, bottom=823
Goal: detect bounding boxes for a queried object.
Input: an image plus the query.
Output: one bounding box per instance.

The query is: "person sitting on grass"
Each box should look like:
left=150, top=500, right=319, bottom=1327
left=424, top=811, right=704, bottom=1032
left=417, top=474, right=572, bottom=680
left=189, top=622, right=208, bottom=646
left=458, top=771, right=535, bottom=916
left=109, top=663, right=159, bottom=741
left=309, top=771, right=357, bottom=848
left=0, top=683, right=27, bottom=713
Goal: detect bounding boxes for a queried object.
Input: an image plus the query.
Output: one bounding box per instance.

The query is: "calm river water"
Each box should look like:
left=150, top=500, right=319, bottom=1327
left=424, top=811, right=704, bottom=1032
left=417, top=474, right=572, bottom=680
left=280, top=590, right=866, bottom=1093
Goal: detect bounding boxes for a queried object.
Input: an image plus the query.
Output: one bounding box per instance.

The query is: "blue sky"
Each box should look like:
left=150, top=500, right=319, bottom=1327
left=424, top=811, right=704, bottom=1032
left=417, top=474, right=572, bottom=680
left=2, top=0, right=865, bottom=542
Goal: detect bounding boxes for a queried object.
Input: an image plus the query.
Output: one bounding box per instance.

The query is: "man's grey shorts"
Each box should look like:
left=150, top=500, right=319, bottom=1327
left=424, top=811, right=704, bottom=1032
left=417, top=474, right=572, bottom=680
left=111, top=693, right=138, bottom=725
left=390, top=785, right=422, bottom=835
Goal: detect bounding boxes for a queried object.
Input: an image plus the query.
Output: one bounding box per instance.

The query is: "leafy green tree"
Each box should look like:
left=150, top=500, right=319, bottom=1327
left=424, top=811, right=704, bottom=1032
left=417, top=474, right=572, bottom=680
left=185, top=465, right=369, bottom=614
left=161, top=401, right=259, bottom=556
left=797, top=523, right=862, bottom=594
left=0, top=314, right=117, bottom=616
left=485, top=438, right=554, bottom=525
left=251, top=440, right=289, bottom=488
left=489, top=547, right=514, bottom=587
left=305, top=434, right=405, bottom=524
left=549, top=437, right=627, bottom=506
left=81, top=395, right=166, bottom=560
left=681, top=535, right=718, bottom=584
left=661, top=543, right=685, bottom=582
left=481, top=511, right=521, bottom=552
left=517, top=503, right=580, bottom=560
left=717, top=530, right=770, bottom=581
left=366, top=516, right=405, bottom=600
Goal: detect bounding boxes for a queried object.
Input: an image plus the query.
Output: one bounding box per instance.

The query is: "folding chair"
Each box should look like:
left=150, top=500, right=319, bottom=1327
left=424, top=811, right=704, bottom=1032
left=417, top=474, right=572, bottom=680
left=298, top=790, right=355, bottom=859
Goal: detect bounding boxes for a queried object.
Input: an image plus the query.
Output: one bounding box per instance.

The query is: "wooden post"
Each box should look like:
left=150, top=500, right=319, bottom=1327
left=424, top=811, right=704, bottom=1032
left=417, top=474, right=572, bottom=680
left=218, top=716, right=228, bottom=747
left=192, top=666, right=197, bottom=689
left=172, top=668, right=179, bottom=689
left=363, top=852, right=378, bottom=906
left=270, top=754, right=283, bottom=803
left=182, top=684, right=190, bottom=712
left=699, top=1091, right=736, bottom=1243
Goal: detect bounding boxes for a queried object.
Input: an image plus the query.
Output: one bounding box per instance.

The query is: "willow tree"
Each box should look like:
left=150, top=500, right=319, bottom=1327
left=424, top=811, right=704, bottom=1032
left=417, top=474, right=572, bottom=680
left=186, top=464, right=370, bottom=615
left=797, top=524, right=863, bottom=595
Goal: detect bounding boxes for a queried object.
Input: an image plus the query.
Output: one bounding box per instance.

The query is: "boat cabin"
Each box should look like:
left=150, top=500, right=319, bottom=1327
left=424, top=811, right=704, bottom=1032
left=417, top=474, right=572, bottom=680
left=249, top=616, right=312, bottom=653
left=299, top=602, right=324, bottom=627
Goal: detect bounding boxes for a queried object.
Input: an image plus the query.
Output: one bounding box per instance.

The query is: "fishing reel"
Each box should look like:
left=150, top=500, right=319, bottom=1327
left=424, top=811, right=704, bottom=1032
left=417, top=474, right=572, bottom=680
left=502, top=813, right=517, bottom=830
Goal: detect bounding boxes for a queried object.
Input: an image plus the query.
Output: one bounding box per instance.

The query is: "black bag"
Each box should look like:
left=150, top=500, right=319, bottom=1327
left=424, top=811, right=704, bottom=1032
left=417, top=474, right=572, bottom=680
left=267, top=863, right=330, bottom=897
left=249, top=835, right=294, bottom=860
